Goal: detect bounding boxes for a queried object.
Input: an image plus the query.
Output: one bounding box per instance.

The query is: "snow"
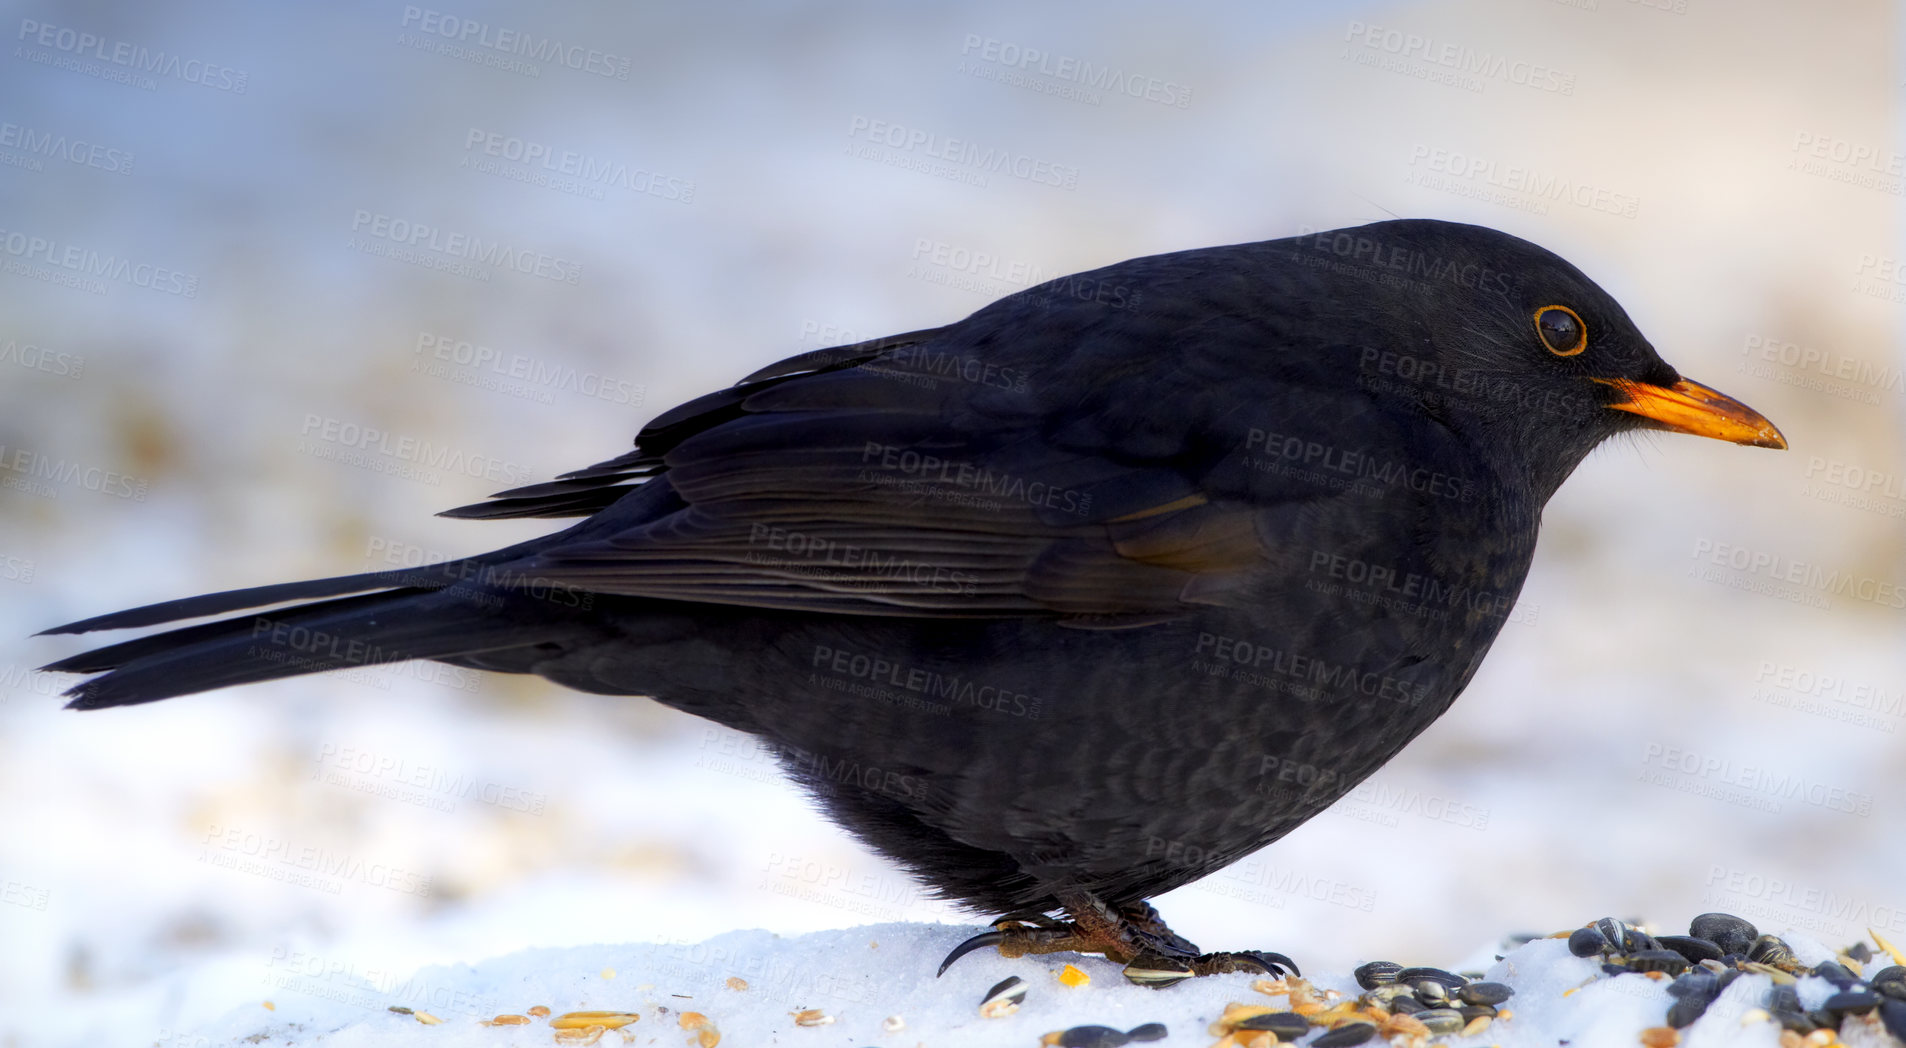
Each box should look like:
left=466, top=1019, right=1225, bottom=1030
left=136, top=925, right=1884, bottom=1048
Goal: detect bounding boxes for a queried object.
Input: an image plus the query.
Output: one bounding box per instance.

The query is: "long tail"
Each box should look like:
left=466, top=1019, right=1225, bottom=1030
left=38, top=558, right=585, bottom=710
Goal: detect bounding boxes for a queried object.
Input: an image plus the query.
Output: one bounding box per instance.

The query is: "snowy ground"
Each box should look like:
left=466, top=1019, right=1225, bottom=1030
left=139, top=925, right=1893, bottom=1048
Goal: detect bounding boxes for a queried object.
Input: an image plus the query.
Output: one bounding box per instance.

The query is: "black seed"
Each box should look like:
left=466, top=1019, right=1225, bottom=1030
left=1568, top=928, right=1609, bottom=958
left=1457, top=1005, right=1498, bottom=1021
left=1354, top=960, right=1403, bottom=989
left=1627, top=931, right=1663, bottom=953
left=1413, top=981, right=1448, bottom=1005
left=1595, top=918, right=1632, bottom=952
left=1871, top=966, right=1906, bottom=1000
left=1811, top=961, right=1858, bottom=988
left=1310, top=1023, right=1378, bottom=1047
left=1881, top=999, right=1906, bottom=1041
left=1689, top=913, right=1759, bottom=956
left=1748, top=935, right=1796, bottom=967
left=1823, top=990, right=1880, bottom=1016
left=1772, top=1009, right=1815, bottom=1034
left=1603, top=962, right=1633, bottom=976
left=1847, top=943, right=1873, bottom=964
left=1125, top=1023, right=1167, bottom=1043
left=1715, top=968, right=1742, bottom=994
left=1656, top=936, right=1723, bottom=965
left=981, top=975, right=1026, bottom=1009
left=1389, top=995, right=1427, bottom=1015
left=1807, top=1008, right=1838, bottom=1030
left=1457, top=981, right=1514, bottom=1006
left=1767, top=985, right=1801, bottom=1013
left=1415, top=1008, right=1464, bottom=1035
left=1235, top=1012, right=1309, bottom=1039
left=1666, top=994, right=1713, bottom=1029
left=1056, top=1026, right=1130, bottom=1048
left=1396, top=966, right=1466, bottom=988
left=1666, top=972, right=1717, bottom=999
left=1628, top=949, right=1691, bottom=975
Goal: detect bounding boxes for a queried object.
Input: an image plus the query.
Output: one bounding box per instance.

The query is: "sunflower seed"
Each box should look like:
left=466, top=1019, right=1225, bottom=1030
left=1823, top=990, right=1879, bottom=1016
left=1667, top=994, right=1713, bottom=1029
left=1811, top=961, right=1858, bottom=988
left=1657, top=936, right=1724, bottom=965
left=1569, top=927, right=1609, bottom=958
left=1457, top=981, right=1513, bottom=1006
left=1628, top=950, right=1691, bottom=975
left=1353, top=960, right=1402, bottom=989
left=1689, top=913, right=1759, bottom=957
left=1234, top=1012, right=1309, bottom=1040
left=1415, top=1008, right=1464, bottom=1035
left=1125, top=1023, right=1167, bottom=1043
left=980, top=975, right=1027, bottom=1015
left=1748, top=935, right=1796, bottom=968
left=1395, top=966, right=1466, bottom=988
left=1309, top=1023, right=1377, bottom=1047
left=1052, top=1025, right=1129, bottom=1048
left=1881, top=999, right=1906, bottom=1041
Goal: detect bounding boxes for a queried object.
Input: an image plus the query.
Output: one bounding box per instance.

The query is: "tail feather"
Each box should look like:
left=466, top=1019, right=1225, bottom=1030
left=51, top=586, right=565, bottom=710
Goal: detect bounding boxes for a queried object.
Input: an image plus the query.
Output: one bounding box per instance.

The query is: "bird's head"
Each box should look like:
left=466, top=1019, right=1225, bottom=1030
left=1292, top=219, right=1786, bottom=500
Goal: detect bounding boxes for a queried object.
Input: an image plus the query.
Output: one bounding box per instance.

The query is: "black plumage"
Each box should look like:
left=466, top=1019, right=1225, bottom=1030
left=40, top=219, right=1784, bottom=982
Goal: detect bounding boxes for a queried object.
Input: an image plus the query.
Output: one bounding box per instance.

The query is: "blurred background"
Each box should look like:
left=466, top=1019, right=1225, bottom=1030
left=0, top=0, right=1900, bottom=1043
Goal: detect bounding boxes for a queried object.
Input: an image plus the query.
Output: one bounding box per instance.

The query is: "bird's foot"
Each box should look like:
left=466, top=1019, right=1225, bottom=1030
left=937, top=894, right=1300, bottom=987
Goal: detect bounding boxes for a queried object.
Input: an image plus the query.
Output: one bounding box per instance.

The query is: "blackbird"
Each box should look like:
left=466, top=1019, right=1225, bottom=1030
left=42, top=219, right=1785, bottom=985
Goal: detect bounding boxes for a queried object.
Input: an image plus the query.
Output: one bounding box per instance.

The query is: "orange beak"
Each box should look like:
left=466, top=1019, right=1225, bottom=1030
left=1594, top=377, right=1788, bottom=450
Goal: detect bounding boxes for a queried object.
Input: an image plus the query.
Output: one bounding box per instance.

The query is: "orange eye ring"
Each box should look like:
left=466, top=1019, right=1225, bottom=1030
left=1534, top=304, right=1587, bottom=357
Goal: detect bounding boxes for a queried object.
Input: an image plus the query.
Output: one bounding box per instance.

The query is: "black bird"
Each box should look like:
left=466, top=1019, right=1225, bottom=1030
left=40, top=220, right=1785, bottom=985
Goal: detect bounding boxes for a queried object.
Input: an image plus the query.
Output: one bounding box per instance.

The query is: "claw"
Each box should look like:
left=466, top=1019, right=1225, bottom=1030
left=936, top=930, right=1007, bottom=977
left=1189, top=949, right=1301, bottom=978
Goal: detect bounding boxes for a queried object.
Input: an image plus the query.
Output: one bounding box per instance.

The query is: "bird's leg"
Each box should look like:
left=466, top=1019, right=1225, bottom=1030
left=936, top=892, right=1300, bottom=987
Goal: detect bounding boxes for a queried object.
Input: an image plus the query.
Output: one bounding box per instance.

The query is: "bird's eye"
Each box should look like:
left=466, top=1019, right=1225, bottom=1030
left=1534, top=305, right=1586, bottom=357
